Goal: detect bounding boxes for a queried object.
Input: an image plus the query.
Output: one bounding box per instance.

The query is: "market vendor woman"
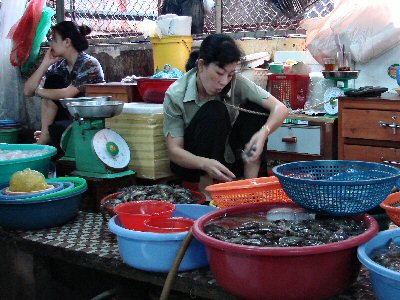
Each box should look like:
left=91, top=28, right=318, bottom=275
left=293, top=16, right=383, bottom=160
left=163, top=34, right=289, bottom=192
left=23, top=21, right=105, bottom=146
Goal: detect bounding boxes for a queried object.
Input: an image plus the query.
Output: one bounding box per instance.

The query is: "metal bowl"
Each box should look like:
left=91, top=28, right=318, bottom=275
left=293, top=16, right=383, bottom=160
left=322, top=70, right=360, bottom=80
left=59, top=96, right=111, bottom=108
left=66, top=100, right=124, bottom=119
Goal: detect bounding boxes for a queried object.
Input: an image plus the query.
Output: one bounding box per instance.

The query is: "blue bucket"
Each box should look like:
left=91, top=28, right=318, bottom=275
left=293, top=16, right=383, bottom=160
left=108, top=204, right=218, bottom=272
left=358, top=228, right=400, bottom=300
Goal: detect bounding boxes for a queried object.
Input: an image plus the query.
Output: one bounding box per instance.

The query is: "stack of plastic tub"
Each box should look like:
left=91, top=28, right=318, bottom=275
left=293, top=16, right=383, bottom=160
left=105, top=103, right=173, bottom=180
left=0, top=120, right=21, bottom=143
left=0, top=177, right=87, bottom=230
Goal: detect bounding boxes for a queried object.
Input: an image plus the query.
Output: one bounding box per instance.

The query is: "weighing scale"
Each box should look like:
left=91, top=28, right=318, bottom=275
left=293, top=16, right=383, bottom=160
left=321, top=70, right=360, bottom=116
left=61, top=100, right=135, bottom=179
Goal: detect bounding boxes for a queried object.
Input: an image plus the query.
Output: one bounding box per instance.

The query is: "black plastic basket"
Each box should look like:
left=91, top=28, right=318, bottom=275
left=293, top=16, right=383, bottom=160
left=272, top=160, right=400, bottom=216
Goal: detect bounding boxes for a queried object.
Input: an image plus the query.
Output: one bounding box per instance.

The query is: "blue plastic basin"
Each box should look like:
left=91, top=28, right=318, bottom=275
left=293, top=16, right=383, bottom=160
left=172, top=203, right=218, bottom=219
left=0, top=187, right=87, bottom=230
left=358, top=228, right=400, bottom=300
left=108, top=204, right=218, bottom=272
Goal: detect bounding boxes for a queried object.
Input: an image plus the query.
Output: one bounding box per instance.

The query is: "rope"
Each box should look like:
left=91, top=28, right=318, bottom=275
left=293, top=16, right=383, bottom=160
left=223, top=101, right=269, bottom=116
left=223, top=97, right=338, bottom=116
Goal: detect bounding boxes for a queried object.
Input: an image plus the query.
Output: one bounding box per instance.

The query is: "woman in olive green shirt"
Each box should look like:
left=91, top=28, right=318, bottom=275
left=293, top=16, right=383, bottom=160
left=163, top=34, right=288, bottom=191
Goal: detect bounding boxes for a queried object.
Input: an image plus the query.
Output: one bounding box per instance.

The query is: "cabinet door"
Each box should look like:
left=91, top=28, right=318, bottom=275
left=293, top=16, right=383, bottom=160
left=343, top=145, right=400, bottom=167
left=267, top=125, right=321, bottom=155
left=342, top=109, right=400, bottom=142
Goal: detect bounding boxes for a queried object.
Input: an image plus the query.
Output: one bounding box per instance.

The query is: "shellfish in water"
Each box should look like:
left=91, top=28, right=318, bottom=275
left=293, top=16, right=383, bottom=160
left=204, top=212, right=366, bottom=247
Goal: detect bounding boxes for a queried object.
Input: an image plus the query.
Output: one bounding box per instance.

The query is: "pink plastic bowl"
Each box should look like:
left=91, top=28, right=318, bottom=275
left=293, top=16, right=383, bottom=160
left=192, top=202, right=379, bottom=300
left=114, top=200, right=175, bottom=231
left=143, top=217, right=194, bottom=233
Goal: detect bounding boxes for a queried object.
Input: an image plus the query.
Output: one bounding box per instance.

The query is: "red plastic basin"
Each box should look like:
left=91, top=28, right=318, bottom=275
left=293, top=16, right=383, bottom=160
left=114, top=200, right=175, bottom=231
left=143, top=217, right=194, bottom=233
left=192, top=202, right=379, bottom=300
left=136, top=78, right=176, bottom=103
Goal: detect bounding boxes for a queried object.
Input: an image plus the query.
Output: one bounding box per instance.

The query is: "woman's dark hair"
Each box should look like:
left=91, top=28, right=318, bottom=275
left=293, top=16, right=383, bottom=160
left=52, top=21, right=91, bottom=52
left=185, top=34, right=242, bottom=71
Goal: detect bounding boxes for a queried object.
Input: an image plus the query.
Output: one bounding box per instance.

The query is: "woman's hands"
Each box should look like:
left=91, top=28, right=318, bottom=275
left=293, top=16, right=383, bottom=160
left=243, top=125, right=270, bottom=162
left=201, top=158, right=236, bottom=182
left=23, top=48, right=61, bottom=97
left=41, top=48, right=60, bottom=68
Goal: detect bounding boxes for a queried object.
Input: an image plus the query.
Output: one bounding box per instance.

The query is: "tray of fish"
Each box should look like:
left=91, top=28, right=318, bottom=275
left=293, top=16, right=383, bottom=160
left=100, top=184, right=204, bottom=220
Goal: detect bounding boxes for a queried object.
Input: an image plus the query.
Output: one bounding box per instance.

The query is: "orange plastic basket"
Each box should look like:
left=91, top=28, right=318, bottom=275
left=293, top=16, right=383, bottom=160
left=205, top=176, right=292, bottom=208
left=380, top=192, right=400, bottom=226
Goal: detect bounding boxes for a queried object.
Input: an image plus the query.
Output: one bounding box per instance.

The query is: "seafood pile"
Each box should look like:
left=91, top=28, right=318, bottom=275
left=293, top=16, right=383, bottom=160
left=101, top=184, right=198, bottom=218
left=372, top=239, right=400, bottom=272
left=117, top=184, right=196, bottom=203
left=204, top=211, right=366, bottom=247
left=0, top=149, right=50, bottom=161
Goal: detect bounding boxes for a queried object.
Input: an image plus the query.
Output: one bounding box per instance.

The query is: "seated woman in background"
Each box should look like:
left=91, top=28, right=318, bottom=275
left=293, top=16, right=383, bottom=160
left=24, top=21, right=105, bottom=146
left=163, top=34, right=289, bottom=193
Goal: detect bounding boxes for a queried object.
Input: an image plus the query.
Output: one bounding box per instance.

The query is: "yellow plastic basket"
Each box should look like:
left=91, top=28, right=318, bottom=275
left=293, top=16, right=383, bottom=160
left=205, top=176, right=292, bottom=208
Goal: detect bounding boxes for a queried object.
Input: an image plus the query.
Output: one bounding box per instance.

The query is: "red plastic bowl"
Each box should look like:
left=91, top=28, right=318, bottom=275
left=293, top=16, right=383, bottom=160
left=192, top=202, right=379, bottom=300
left=114, top=200, right=175, bottom=231
left=143, top=217, right=194, bottom=233
left=136, top=78, right=176, bottom=103
left=100, top=190, right=205, bottom=218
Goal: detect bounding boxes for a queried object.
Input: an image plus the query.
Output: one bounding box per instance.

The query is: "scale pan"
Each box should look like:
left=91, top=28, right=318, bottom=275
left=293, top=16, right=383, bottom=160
left=66, top=101, right=124, bottom=118
left=59, top=96, right=111, bottom=108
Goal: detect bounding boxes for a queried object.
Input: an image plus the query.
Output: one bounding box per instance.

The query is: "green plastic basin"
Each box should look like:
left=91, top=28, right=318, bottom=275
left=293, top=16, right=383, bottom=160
left=0, top=128, right=21, bottom=143
left=0, top=144, right=57, bottom=188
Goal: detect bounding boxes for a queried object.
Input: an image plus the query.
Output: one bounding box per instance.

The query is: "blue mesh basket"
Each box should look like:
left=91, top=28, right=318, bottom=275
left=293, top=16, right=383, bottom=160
left=272, top=160, right=400, bottom=216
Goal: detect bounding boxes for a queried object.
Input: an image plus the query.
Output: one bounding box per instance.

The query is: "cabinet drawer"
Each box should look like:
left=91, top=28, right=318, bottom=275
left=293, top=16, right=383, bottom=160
left=343, top=145, right=400, bottom=167
left=342, top=109, right=400, bottom=142
left=267, top=125, right=321, bottom=155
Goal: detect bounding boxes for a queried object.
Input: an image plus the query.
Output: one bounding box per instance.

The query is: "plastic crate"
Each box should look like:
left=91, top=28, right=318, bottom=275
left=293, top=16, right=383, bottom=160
left=205, top=176, right=292, bottom=208
left=268, top=74, right=310, bottom=109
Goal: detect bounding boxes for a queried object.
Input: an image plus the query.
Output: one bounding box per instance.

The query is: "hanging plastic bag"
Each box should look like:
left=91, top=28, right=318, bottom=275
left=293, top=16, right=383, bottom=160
left=7, top=0, right=45, bottom=67
left=21, top=6, right=55, bottom=74
left=331, top=0, right=400, bottom=63
left=300, top=0, right=400, bottom=64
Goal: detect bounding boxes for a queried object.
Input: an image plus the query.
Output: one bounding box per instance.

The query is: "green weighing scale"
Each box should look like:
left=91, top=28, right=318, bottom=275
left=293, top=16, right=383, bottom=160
left=321, top=70, right=360, bottom=116
left=61, top=100, right=134, bottom=179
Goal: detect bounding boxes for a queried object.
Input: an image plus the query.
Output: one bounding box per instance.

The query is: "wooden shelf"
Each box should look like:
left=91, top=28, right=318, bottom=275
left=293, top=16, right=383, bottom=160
left=85, top=82, right=141, bottom=103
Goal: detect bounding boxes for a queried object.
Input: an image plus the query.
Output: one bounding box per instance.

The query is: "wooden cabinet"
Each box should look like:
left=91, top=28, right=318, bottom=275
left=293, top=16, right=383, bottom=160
left=267, top=115, right=337, bottom=161
left=85, top=82, right=141, bottom=102
left=338, top=95, right=400, bottom=166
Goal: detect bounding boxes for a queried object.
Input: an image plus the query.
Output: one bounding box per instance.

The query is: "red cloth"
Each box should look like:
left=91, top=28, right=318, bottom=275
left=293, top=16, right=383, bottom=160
left=7, top=0, right=45, bottom=66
